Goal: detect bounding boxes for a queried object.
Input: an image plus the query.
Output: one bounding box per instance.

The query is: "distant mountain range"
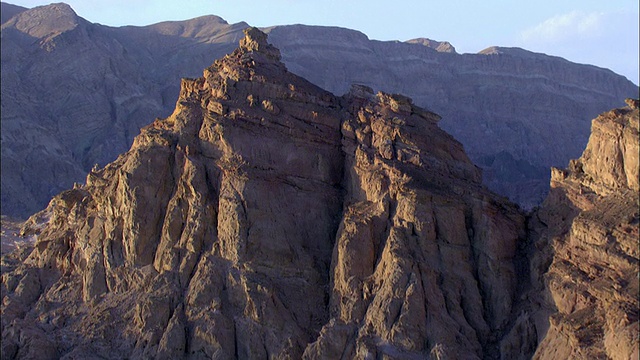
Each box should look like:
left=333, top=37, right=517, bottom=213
left=1, top=2, right=637, bottom=218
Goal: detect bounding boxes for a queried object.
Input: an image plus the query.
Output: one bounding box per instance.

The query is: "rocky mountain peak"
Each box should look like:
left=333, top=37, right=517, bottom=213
left=238, top=26, right=281, bottom=60
left=1, top=2, right=80, bottom=38
left=2, top=6, right=636, bottom=219
left=405, top=37, right=457, bottom=53
left=2, top=28, right=532, bottom=359
left=1, top=18, right=637, bottom=359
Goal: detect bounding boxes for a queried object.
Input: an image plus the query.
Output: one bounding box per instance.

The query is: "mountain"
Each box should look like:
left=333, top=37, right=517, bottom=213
left=1, top=2, right=637, bottom=218
left=2, top=27, right=527, bottom=360
left=2, top=26, right=638, bottom=360
left=0, top=3, right=246, bottom=217
left=0, top=2, right=25, bottom=24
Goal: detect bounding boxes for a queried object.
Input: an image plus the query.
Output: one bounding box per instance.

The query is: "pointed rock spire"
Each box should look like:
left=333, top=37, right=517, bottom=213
left=238, top=27, right=281, bottom=60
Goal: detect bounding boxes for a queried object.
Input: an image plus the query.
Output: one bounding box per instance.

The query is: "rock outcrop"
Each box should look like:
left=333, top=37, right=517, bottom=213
left=2, top=25, right=639, bottom=360
left=1, top=28, right=531, bottom=360
left=264, top=26, right=638, bottom=209
left=305, top=85, right=526, bottom=359
left=405, top=38, right=456, bottom=53
left=524, top=99, right=639, bottom=359
left=2, top=2, right=637, bottom=217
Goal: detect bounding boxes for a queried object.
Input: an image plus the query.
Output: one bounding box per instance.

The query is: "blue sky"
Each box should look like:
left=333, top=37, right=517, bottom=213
left=6, top=0, right=639, bottom=85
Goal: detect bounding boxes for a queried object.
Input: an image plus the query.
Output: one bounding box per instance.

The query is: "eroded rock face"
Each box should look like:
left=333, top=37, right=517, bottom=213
left=1, top=28, right=530, bottom=359
left=2, top=3, right=637, bottom=217
left=2, top=28, right=637, bottom=360
left=527, top=100, right=639, bottom=359
left=265, top=27, right=638, bottom=209
left=305, top=85, right=526, bottom=359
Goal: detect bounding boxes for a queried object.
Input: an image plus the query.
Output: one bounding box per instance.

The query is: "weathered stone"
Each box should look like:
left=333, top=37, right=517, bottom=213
left=1, top=23, right=636, bottom=360
left=527, top=100, right=639, bottom=359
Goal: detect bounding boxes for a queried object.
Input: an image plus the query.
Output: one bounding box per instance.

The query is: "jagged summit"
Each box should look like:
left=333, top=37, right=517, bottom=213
left=238, top=26, right=279, bottom=57
left=2, top=4, right=637, bottom=218
left=2, top=23, right=637, bottom=360
left=2, top=28, right=527, bottom=359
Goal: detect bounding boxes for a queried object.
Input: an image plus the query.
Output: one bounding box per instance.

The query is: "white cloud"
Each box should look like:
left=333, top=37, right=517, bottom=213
left=520, top=11, right=604, bottom=43
left=517, top=9, right=639, bottom=84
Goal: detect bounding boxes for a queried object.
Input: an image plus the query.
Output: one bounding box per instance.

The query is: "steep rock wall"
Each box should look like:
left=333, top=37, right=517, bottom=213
left=2, top=3, right=637, bottom=217
left=1, top=28, right=528, bottom=360
left=526, top=99, right=639, bottom=359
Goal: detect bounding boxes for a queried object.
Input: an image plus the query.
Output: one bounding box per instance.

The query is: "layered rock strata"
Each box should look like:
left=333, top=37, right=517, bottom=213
left=527, top=99, right=639, bottom=359
left=0, top=3, right=247, bottom=217
left=1, top=28, right=528, bottom=359
left=2, top=3, right=637, bottom=217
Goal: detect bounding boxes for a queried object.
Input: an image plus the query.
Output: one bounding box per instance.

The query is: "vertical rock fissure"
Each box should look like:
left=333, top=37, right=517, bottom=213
left=465, top=207, right=496, bottom=358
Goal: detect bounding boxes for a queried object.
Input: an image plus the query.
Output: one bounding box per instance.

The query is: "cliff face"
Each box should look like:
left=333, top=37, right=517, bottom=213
left=2, top=25, right=639, bottom=360
left=2, top=3, right=637, bottom=218
left=527, top=99, right=639, bottom=359
left=264, top=26, right=638, bottom=208
left=1, top=28, right=529, bottom=360
left=307, top=85, right=526, bottom=358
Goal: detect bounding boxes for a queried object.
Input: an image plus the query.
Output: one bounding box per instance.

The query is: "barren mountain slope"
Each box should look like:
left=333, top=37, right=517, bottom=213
left=2, top=28, right=529, bottom=360
left=0, top=2, right=25, bottom=23
left=0, top=3, right=247, bottom=217
left=2, top=2, right=637, bottom=218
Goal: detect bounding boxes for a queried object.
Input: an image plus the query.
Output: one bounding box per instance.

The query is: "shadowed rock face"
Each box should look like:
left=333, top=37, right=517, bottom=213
left=1, top=28, right=529, bottom=360
left=1, top=3, right=637, bottom=217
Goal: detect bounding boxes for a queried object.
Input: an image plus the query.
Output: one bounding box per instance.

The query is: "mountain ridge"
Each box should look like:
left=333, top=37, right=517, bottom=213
left=1, top=25, right=637, bottom=360
left=1, top=1, right=637, bottom=217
